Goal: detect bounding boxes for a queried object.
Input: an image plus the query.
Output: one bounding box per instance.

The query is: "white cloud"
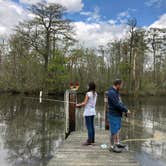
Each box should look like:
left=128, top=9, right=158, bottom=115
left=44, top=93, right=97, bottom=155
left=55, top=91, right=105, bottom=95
left=117, top=11, right=130, bottom=24
left=0, top=1, right=128, bottom=48
left=0, top=0, right=83, bottom=36
left=150, top=13, right=166, bottom=28
left=80, top=7, right=101, bottom=22
left=74, top=21, right=128, bottom=48
left=118, top=11, right=130, bottom=18
left=0, top=1, right=129, bottom=48
left=20, top=0, right=84, bottom=12
left=81, top=8, right=135, bottom=24
left=20, top=0, right=43, bottom=5
left=74, top=8, right=132, bottom=48
left=108, top=20, right=117, bottom=25
left=145, top=0, right=165, bottom=7
left=0, top=0, right=27, bottom=37
left=86, top=7, right=101, bottom=22
left=48, top=0, right=84, bottom=12
left=0, top=26, right=6, bottom=34
left=80, top=11, right=91, bottom=16
left=116, top=9, right=136, bottom=24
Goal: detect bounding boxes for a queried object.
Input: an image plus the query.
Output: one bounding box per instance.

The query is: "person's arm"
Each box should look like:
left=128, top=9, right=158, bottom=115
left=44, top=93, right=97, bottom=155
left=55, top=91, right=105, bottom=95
left=76, top=95, right=89, bottom=108
left=109, top=92, right=128, bottom=113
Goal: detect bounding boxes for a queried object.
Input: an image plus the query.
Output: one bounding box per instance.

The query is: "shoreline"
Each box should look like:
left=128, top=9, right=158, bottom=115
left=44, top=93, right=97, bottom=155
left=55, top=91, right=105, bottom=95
left=0, top=89, right=166, bottom=97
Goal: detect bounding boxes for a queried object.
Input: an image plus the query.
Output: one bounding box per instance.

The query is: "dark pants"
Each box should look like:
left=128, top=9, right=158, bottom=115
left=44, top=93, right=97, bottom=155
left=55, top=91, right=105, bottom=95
left=85, top=116, right=95, bottom=142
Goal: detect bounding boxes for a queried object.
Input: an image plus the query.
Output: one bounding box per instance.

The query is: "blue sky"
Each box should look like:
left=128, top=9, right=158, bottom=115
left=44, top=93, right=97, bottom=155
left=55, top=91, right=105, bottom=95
left=11, top=0, right=166, bottom=26
left=0, top=0, right=166, bottom=47
left=67, top=0, right=166, bottom=27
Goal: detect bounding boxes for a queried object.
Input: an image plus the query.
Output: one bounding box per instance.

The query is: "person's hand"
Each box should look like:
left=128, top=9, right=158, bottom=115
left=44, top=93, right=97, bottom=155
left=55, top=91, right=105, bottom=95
left=127, top=110, right=131, bottom=114
left=126, top=110, right=131, bottom=117
left=76, top=104, right=82, bottom=108
left=125, top=110, right=131, bottom=117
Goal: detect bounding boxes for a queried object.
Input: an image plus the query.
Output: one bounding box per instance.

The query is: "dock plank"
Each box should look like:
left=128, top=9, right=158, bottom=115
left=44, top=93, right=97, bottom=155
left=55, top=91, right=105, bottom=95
left=48, top=130, right=140, bottom=166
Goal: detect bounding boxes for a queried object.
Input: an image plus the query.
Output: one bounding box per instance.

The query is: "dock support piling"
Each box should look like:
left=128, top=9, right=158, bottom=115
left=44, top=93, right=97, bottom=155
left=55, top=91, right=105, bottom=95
left=65, top=90, right=77, bottom=136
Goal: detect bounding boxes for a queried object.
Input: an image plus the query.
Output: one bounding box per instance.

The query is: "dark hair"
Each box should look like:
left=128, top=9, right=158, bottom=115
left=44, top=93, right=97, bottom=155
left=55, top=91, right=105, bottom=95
left=113, top=79, right=122, bottom=86
left=88, top=82, right=96, bottom=95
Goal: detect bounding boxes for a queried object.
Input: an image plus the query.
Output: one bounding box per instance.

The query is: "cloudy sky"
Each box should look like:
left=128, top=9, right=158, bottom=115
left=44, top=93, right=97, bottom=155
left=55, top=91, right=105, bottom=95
left=0, top=0, right=166, bottom=47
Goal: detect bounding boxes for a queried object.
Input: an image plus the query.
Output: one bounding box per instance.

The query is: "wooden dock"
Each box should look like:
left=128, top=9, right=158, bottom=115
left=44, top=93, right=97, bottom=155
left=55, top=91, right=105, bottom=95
left=47, top=130, right=140, bottom=166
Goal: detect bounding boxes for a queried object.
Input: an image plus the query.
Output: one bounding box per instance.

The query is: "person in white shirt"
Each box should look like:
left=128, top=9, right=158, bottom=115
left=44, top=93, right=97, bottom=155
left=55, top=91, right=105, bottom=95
left=76, top=82, right=97, bottom=145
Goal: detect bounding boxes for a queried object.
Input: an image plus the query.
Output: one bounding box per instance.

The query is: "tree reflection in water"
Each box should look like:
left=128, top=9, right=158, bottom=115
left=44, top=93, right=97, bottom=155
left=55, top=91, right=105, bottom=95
left=0, top=95, right=65, bottom=166
left=0, top=95, right=166, bottom=166
left=76, top=96, right=166, bottom=165
left=123, top=97, right=166, bottom=165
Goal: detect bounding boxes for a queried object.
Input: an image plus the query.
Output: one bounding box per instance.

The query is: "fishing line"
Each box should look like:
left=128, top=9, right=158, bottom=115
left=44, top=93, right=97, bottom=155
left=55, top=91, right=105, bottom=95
left=121, top=137, right=166, bottom=143
left=122, top=118, right=166, bottom=143
left=23, top=96, right=76, bottom=104
left=23, top=96, right=165, bottom=125
left=23, top=96, right=166, bottom=144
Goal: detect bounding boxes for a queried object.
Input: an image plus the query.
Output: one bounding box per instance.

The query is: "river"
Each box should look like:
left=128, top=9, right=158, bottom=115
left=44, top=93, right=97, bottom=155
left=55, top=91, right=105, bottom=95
left=0, top=94, right=165, bottom=166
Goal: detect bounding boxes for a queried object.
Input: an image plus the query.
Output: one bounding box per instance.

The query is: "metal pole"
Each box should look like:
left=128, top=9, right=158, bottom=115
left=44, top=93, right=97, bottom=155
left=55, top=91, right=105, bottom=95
left=104, top=91, right=109, bottom=130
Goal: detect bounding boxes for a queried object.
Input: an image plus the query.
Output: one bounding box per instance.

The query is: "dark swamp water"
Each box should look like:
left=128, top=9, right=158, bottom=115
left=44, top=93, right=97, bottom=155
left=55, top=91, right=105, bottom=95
left=0, top=94, right=166, bottom=166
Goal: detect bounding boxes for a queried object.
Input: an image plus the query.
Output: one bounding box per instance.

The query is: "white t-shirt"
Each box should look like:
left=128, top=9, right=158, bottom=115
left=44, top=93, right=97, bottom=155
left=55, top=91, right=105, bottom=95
left=84, top=91, right=97, bottom=117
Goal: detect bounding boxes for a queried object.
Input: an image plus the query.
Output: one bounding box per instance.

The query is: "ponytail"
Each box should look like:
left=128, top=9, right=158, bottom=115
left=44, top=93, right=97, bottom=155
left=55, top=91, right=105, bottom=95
left=88, top=82, right=96, bottom=97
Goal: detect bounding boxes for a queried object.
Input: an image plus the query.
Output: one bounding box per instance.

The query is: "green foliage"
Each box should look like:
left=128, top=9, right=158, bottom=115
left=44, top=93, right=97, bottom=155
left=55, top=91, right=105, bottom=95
left=140, top=81, right=157, bottom=96
left=119, top=62, right=130, bottom=79
left=0, top=8, right=166, bottom=95
left=47, top=50, right=69, bottom=92
left=0, top=55, right=44, bottom=92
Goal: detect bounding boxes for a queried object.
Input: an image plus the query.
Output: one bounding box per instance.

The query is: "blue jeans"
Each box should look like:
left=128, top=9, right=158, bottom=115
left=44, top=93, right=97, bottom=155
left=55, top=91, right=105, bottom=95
left=85, top=116, right=95, bottom=142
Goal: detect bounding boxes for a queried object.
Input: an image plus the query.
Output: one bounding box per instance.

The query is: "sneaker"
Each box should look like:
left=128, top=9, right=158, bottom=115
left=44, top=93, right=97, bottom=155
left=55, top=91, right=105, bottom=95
left=91, top=142, right=96, bottom=146
left=82, top=142, right=91, bottom=146
left=109, top=145, right=122, bottom=153
left=91, top=139, right=95, bottom=144
left=116, top=143, right=127, bottom=149
left=82, top=140, right=91, bottom=146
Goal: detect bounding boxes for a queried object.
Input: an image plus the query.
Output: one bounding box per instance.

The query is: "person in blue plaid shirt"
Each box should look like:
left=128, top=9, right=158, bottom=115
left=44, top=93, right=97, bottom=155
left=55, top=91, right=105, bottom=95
left=108, top=79, right=131, bottom=153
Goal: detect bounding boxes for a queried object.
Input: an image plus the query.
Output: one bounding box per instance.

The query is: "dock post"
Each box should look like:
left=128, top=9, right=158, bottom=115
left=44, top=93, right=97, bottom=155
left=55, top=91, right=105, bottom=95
left=65, top=90, right=77, bottom=136
left=104, top=91, right=109, bottom=130
left=39, top=91, right=43, bottom=103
